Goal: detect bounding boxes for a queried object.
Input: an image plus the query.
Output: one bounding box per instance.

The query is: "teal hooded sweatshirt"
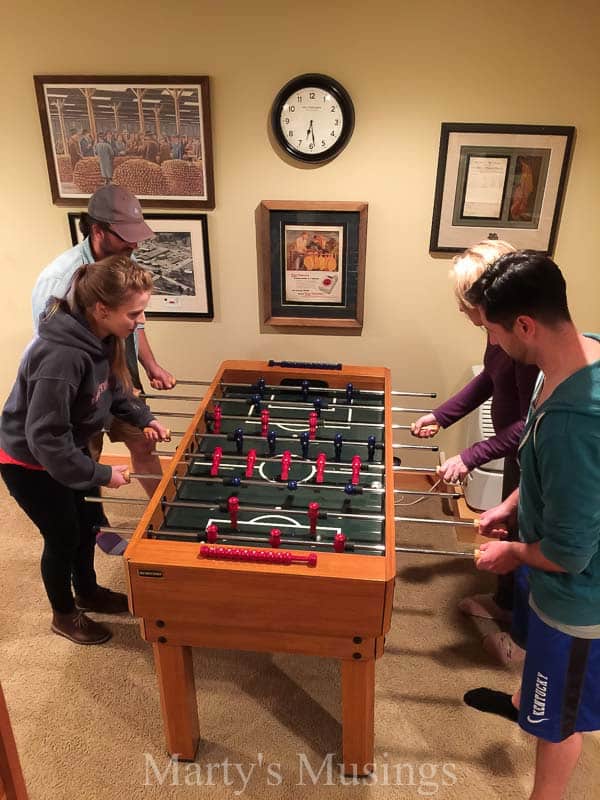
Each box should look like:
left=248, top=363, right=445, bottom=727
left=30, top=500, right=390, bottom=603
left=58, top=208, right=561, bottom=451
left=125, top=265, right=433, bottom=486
left=517, top=334, right=600, bottom=627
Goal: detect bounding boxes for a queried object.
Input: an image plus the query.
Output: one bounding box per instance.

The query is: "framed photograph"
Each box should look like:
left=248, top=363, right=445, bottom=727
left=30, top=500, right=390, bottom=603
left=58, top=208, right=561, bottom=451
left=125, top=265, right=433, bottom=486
left=257, top=201, right=367, bottom=329
left=68, top=212, right=214, bottom=319
left=430, top=123, right=575, bottom=253
left=34, top=75, right=215, bottom=208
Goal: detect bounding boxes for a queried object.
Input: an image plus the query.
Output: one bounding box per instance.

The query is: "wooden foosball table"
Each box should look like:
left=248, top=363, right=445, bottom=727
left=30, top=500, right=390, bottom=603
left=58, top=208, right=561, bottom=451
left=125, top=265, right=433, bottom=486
left=121, top=359, right=472, bottom=774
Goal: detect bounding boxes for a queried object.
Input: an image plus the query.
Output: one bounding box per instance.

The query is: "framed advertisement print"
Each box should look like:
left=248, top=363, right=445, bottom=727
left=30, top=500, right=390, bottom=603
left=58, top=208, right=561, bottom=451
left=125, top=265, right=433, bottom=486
left=35, top=75, right=215, bottom=208
left=68, top=212, right=214, bottom=319
left=429, top=123, right=575, bottom=253
left=257, top=201, right=368, bottom=329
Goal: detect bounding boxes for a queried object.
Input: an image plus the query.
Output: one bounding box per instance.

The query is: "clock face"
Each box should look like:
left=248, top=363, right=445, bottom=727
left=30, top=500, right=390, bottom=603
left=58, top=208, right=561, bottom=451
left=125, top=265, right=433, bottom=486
left=279, top=86, right=344, bottom=157
left=271, top=74, right=354, bottom=163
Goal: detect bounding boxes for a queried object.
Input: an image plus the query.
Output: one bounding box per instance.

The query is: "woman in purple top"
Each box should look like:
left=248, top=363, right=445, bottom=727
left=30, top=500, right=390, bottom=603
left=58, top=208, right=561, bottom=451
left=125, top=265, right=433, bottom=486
left=411, top=241, right=539, bottom=661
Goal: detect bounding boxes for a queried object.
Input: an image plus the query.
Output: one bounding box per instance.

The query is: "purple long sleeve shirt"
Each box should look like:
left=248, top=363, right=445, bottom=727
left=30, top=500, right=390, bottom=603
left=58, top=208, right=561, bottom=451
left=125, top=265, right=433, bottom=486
left=433, top=341, right=539, bottom=470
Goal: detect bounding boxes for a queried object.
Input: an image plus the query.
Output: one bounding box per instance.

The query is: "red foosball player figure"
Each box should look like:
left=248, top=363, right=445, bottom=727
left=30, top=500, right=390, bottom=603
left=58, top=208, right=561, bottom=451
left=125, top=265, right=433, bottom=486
left=206, top=523, right=219, bottom=543
left=261, top=409, right=270, bottom=437
left=213, top=405, right=222, bottom=434
left=351, top=455, right=362, bottom=486
left=315, top=453, right=326, bottom=484
left=280, top=450, right=292, bottom=481
left=308, top=411, right=318, bottom=439
left=269, top=528, right=282, bottom=548
left=210, top=446, right=223, bottom=477
left=333, top=532, right=347, bottom=553
left=308, top=501, right=319, bottom=536
left=227, top=496, right=239, bottom=530
left=245, top=448, right=257, bottom=478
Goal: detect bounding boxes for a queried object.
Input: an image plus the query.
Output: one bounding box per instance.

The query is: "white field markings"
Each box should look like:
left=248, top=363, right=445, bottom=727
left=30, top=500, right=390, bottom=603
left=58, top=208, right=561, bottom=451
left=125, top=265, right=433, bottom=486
left=206, top=515, right=342, bottom=542
left=241, top=392, right=355, bottom=434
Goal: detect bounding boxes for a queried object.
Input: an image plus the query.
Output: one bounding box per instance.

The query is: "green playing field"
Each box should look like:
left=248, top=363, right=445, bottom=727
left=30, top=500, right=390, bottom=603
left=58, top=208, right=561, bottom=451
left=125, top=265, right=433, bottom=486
left=155, top=385, right=387, bottom=554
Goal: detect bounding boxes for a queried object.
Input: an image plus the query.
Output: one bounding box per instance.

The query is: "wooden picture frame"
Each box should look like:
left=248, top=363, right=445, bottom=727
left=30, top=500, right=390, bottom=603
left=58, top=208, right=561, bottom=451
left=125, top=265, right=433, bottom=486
left=68, top=212, right=214, bottom=319
left=429, top=123, right=575, bottom=254
left=34, top=75, right=215, bottom=208
left=257, top=200, right=368, bottom=329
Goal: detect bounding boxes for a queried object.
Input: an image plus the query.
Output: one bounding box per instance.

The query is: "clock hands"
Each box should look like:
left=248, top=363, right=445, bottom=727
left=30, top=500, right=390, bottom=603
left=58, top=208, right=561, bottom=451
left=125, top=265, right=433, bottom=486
left=306, top=120, right=315, bottom=146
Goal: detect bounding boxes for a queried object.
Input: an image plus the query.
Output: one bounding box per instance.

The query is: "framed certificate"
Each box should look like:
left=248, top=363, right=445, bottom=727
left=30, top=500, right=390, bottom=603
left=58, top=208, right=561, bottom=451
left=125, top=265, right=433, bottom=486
left=430, top=123, right=575, bottom=253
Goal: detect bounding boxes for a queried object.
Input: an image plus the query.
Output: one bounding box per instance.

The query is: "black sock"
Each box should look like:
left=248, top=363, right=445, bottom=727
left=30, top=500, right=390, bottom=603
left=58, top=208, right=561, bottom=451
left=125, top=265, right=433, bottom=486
left=463, top=688, right=519, bottom=722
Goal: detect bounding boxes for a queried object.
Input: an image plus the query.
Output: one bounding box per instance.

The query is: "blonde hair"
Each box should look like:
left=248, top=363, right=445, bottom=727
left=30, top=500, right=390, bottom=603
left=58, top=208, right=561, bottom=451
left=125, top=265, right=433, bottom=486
left=451, top=240, right=515, bottom=310
left=72, top=255, right=153, bottom=393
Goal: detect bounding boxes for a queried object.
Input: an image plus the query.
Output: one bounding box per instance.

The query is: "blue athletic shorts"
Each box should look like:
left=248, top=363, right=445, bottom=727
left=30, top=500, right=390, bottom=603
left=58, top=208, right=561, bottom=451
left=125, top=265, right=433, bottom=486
left=511, top=565, right=530, bottom=649
left=519, top=607, right=600, bottom=742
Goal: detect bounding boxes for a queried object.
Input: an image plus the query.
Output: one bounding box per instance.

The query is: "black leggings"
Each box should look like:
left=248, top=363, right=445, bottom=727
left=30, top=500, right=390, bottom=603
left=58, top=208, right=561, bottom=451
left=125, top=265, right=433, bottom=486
left=0, top=465, right=105, bottom=613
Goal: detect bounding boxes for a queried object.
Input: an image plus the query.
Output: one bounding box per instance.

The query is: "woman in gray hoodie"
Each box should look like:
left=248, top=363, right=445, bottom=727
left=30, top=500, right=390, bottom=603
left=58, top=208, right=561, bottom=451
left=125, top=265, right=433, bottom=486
left=0, top=255, right=169, bottom=644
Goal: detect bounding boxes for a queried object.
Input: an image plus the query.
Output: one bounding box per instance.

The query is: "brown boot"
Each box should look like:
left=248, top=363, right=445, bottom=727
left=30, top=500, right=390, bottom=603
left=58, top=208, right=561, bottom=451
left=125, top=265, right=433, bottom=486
left=75, top=586, right=129, bottom=614
left=51, top=609, right=112, bottom=645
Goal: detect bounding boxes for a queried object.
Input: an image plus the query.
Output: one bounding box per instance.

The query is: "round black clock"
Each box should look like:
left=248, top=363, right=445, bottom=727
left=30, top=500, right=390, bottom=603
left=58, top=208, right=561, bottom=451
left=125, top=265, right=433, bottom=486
left=270, top=73, right=355, bottom=164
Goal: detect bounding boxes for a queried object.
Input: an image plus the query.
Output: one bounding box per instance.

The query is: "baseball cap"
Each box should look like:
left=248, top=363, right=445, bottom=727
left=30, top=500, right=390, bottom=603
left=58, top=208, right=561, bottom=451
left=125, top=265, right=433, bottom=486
left=87, top=185, right=155, bottom=243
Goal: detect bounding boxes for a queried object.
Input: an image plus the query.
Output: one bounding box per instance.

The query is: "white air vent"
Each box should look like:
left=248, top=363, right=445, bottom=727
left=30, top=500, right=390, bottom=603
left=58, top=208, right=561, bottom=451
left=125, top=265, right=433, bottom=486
left=463, top=365, right=504, bottom=511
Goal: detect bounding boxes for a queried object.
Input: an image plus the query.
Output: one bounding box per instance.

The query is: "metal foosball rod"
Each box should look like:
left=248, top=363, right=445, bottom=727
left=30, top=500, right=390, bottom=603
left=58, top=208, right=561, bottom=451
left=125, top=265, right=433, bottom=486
left=393, top=465, right=438, bottom=474
left=141, top=393, right=205, bottom=402
left=148, top=428, right=434, bottom=454
left=181, top=429, right=431, bottom=452
left=93, top=524, right=478, bottom=560
left=195, top=395, right=434, bottom=416
left=192, top=410, right=416, bottom=432
left=177, top=379, right=436, bottom=400
left=151, top=449, right=388, bottom=470
left=196, top=396, right=434, bottom=416
left=206, top=396, right=386, bottom=413
left=89, top=494, right=481, bottom=534
left=140, top=410, right=196, bottom=419
left=392, top=390, right=436, bottom=398
left=393, top=442, right=438, bottom=451
left=125, top=471, right=461, bottom=499
left=89, top=494, right=388, bottom=522
left=395, top=545, right=479, bottom=559
left=198, top=532, right=385, bottom=553
left=172, top=376, right=437, bottom=399
left=395, top=515, right=481, bottom=529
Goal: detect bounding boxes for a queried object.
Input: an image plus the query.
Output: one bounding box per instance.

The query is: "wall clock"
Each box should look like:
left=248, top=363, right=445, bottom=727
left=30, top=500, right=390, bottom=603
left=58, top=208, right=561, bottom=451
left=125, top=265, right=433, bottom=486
left=270, top=73, right=355, bottom=164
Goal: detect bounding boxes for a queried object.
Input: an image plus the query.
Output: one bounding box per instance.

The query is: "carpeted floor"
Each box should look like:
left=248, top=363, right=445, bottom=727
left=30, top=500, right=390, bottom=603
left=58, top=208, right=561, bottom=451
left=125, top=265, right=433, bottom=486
left=0, top=478, right=598, bottom=799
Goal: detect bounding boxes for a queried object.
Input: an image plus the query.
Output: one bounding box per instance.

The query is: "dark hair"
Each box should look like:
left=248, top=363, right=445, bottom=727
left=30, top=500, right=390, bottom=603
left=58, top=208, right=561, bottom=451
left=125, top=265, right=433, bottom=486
left=465, top=250, right=571, bottom=329
left=79, top=213, right=110, bottom=238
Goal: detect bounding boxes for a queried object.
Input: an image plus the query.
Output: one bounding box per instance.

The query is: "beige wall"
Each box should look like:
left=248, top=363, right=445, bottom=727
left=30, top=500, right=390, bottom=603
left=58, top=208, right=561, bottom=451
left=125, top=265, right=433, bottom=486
left=1, top=0, right=599, bottom=457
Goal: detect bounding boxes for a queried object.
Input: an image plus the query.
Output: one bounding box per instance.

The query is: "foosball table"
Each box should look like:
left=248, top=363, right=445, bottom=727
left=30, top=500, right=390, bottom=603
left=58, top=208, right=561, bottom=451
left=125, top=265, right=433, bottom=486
left=115, top=359, right=474, bottom=774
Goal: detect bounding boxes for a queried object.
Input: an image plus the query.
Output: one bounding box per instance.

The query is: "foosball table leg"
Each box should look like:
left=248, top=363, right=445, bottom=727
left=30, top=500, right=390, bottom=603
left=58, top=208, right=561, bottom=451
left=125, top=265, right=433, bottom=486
left=152, top=642, right=199, bottom=761
left=341, top=658, right=375, bottom=776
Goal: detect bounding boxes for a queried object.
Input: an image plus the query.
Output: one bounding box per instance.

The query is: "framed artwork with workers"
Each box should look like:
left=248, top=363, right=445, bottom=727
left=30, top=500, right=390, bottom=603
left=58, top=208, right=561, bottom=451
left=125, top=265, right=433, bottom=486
left=34, top=75, right=215, bottom=208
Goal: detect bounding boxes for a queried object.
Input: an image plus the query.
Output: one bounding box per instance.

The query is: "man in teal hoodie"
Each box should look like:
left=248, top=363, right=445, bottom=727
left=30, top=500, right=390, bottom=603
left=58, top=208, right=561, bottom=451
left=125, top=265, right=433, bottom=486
left=463, top=251, right=600, bottom=800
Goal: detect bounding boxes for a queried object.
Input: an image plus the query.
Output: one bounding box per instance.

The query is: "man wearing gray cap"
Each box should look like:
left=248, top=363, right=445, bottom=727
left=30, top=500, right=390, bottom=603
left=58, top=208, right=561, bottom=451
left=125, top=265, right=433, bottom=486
left=32, top=185, right=175, bottom=553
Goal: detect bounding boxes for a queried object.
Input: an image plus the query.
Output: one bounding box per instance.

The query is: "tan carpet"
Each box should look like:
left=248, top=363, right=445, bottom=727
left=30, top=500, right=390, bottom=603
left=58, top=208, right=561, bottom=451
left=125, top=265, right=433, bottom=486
left=1, top=479, right=598, bottom=799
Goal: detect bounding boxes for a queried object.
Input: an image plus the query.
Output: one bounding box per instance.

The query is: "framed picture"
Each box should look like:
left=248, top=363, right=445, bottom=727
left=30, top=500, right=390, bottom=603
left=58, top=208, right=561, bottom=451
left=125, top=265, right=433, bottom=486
left=430, top=123, right=575, bottom=253
left=68, top=212, right=214, bottom=319
left=34, top=75, right=215, bottom=208
left=257, top=201, right=368, bottom=329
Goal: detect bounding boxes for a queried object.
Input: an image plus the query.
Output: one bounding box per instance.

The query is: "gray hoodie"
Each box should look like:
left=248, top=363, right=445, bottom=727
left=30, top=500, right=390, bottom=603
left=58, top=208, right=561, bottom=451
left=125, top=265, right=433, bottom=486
left=0, top=304, right=154, bottom=489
